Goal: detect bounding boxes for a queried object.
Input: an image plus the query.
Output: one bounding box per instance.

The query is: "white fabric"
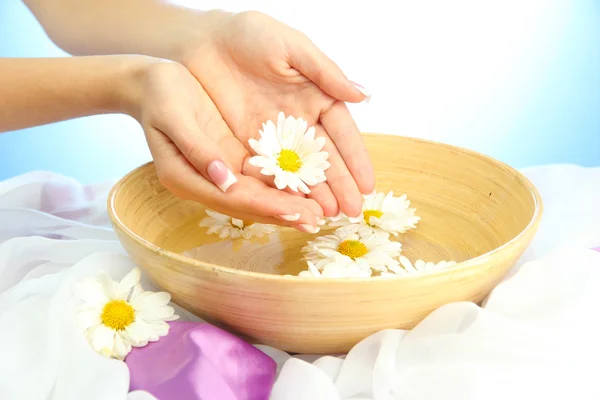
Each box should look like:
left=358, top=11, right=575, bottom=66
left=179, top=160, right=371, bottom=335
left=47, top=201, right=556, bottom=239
left=0, top=165, right=598, bottom=400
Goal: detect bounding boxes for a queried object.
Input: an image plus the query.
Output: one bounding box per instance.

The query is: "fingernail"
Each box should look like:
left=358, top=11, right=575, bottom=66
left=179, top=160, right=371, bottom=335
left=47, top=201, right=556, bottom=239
left=316, top=217, right=326, bottom=226
left=278, top=213, right=301, bottom=222
left=207, top=160, right=238, bottom=192
left=329, top=211, right=344, bottom=222
left=350, top=81, right=371, bottom=103
left=299, top=224, right=320, bottom=234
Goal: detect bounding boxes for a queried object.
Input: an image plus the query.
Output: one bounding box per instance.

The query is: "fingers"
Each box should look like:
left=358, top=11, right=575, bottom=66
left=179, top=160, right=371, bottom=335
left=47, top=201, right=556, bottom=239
left=153, top=93, right=242, bottom=193
left=288, top=32, right=370, bottom=104
left=145, top=126, right=324, bottom=230
left=306, top=124, right=363, bottom=218
left=320, top=101, right=375, bottom=196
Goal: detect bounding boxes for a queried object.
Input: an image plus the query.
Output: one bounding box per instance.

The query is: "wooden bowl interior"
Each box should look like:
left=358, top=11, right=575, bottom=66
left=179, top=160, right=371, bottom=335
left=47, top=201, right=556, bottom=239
left=111, top=135, right=537, bottom=276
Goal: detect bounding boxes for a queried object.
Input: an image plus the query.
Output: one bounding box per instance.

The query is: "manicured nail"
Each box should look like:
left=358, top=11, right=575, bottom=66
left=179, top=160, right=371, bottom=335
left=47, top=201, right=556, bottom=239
left=299, top=224, right=320, bottom=234
left=329, top=211, right=344, bottom=222
left=278, top=213, right=301, bottom=222
left=316, top=217, right=326, bottom=226
left=350, top=81, right=371, bottom=103
left=207, top=160, right=237, bottom=192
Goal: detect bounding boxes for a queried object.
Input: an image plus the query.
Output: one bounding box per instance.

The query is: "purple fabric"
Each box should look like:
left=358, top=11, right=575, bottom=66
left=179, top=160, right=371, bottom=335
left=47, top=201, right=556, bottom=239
left=126, top=321, right=277, bottom=400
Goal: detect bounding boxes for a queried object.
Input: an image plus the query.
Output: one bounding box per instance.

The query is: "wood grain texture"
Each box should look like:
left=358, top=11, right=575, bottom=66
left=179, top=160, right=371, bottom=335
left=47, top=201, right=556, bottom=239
left=107, top=134, right=542, bottom=354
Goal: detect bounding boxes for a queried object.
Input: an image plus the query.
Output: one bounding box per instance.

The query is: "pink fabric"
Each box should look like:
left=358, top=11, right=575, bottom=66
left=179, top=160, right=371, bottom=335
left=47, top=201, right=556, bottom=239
left=126, top=321, right=277, bottom=400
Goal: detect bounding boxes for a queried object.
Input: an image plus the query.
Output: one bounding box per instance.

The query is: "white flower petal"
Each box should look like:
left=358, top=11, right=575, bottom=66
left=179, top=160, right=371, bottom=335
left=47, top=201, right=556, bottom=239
left=116, top=267, right=141, bottom=300
left=90, top=324, right=116, bottom=352
left=126, top=320, right=154, bottom=346
left=200, top=208, right=274, bottom=240
left=136, top=305, right=175, bottom=321
left=131, top=291, right=171, bottom=310
left=113, top=332, right=130, bottom=360
left=149, top=321, right=171, bottom=337
left=130, top=283, right=143, bottom=301
left=98, top=271, right=117, bottom=300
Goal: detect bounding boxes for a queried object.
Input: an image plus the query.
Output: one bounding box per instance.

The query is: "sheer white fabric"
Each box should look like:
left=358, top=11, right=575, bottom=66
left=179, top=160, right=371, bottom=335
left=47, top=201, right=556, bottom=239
left=0, top=165, right=598, bottom=400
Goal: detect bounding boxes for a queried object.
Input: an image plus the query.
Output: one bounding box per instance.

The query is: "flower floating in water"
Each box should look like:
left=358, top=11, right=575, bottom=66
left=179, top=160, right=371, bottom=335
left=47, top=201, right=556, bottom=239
left=328, top=191, right=420, bottom=236
left=248, top=112, right=330, bottom=194
left=302, top=225, right=402, bottom=276
left=381, top=256, right=457, bottom=277
left=200, top=209, right=276, bottom=240
left=72, top=267, right=178, bottom=360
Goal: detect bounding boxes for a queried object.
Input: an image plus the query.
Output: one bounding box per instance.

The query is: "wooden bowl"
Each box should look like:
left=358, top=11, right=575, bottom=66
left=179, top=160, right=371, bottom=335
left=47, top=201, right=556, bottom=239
left=107, top=134, right=542, bottom=354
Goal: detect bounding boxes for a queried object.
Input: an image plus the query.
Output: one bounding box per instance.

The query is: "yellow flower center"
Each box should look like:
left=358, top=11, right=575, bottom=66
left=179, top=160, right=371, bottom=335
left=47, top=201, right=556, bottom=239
left=277, top=149, right=302, bottom=172
left=363, top=209, right=383, bottom=225
left=337, top=239, right=368, bottom=259
left=101, top=300, right=135, bottom=331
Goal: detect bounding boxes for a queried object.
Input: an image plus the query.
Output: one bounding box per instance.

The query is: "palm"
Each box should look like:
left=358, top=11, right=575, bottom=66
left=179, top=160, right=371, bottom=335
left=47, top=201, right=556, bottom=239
left=193, top=20, right=328, bottom=141
left=184, top=11, right=374, bottom=217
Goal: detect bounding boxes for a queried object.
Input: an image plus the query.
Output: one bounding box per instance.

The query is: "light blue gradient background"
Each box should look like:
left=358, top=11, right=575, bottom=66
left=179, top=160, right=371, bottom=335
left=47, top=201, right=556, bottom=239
left=0, top=0, right=598, bottom=184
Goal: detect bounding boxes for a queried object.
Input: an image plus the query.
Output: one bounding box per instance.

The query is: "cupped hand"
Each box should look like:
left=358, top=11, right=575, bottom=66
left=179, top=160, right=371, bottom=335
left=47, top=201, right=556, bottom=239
left=180, top=11, right=376, bottom=218
left=130, top=59, right=324, bottom=232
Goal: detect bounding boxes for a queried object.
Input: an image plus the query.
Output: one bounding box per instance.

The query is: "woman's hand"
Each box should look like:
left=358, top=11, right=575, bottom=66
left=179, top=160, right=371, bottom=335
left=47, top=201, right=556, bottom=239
left=126, top=59, right=324, bottom=231
left=178, top=11, right=375, bottom=218
left=24, top=1, right=375, bottom=220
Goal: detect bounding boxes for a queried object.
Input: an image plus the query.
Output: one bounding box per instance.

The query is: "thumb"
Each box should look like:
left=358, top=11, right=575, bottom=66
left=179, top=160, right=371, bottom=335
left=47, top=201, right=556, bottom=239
left=288, top=33, right=371, bottom=103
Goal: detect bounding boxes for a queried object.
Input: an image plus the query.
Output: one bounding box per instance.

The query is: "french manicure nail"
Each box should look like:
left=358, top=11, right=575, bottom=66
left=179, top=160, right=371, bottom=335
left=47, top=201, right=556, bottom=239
left=330, top=211, right=344, bottom=221
left=359, top=189, right=376, bottom=199
left=299, top=224, right=320, bottom=234
left=207, top=160, right=238, bottom=192
left=350, top=81, right=372, bottom=103
left=278, top=213, right=301, bottom=222
left=316, top=217, right=326, bottom=226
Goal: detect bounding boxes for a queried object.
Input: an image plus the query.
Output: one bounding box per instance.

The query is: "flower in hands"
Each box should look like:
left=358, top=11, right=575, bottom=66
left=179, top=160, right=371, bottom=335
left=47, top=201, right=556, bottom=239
left=329, top=191, right=420, bottom=236
left=200, top=209, right=277, bottom=239
left=73, top=267, right=178, bottom=360
left=302, top=225, right=402, bottom=276
left=248, top=112, right=330, bottom=194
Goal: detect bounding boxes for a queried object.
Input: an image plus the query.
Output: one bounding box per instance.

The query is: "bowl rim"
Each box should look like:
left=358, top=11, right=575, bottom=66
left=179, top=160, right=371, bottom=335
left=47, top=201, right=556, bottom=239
left=107, top=134, right=543, bottom=284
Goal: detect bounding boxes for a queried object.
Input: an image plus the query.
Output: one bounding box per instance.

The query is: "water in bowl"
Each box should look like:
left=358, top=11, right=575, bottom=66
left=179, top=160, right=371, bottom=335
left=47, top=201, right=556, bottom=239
left=177, top=221, right=458, bottom=276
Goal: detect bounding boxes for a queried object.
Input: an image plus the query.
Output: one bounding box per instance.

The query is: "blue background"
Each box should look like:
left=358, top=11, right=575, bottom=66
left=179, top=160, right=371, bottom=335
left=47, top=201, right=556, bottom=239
left=1, top=0, right=599, bottom=184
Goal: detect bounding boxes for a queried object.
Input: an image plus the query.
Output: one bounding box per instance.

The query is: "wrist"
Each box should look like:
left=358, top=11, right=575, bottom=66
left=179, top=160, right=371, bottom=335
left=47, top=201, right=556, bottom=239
left=108, top=55, right=157, bottom=120
left=172, top=10, right=235, bottom=66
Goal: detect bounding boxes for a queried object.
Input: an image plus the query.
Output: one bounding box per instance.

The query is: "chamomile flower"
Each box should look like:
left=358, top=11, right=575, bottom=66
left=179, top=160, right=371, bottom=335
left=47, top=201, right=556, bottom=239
left=248, top=112, right=330, bottom=194
left=200, top=209, right=276, bottom=240
left=72, top=268, right=178, bottom=360
left=302, top=225, right=402, bottom=275
left=328, top=191, right=420, bottom=236
left=383, top=256, right=457, bottom=276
